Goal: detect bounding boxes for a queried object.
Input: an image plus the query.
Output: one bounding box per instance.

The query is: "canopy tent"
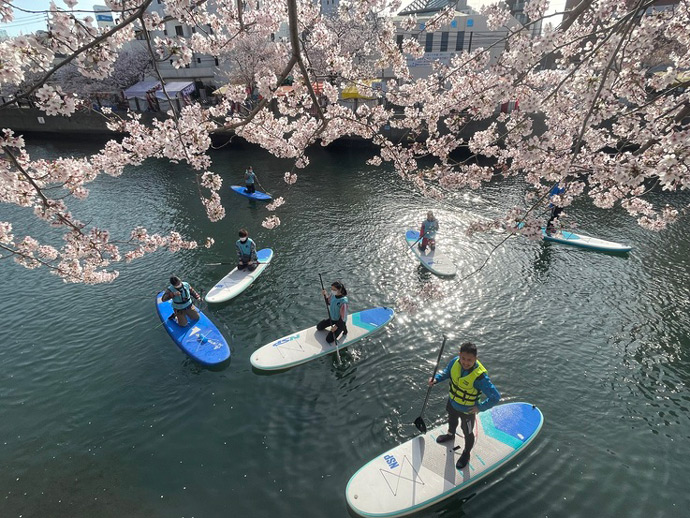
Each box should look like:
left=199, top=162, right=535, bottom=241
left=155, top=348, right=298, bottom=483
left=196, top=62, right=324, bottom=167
left=155, top=81, right=195, bottom=99
left=122, top=80, right=195, bottom=112
left=123, top=80, right=161, bottom=100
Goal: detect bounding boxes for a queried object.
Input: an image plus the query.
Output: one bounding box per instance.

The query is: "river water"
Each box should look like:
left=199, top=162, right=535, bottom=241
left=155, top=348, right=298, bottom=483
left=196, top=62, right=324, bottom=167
left=1, top=138, right=688, bottom=518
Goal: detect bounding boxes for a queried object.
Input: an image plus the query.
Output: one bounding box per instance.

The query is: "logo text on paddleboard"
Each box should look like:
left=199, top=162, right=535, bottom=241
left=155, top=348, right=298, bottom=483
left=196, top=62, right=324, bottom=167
left=273, top=334, right=300, bottom=346
left=383, top=454, right=399, bottom=469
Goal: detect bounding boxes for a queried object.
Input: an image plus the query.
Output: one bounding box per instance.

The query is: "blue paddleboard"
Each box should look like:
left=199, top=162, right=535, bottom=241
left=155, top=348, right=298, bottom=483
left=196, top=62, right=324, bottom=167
left=346, top=402, right=544, bottom=517
left=155, top=292, right=230, bottom=365
left=230, top=185, right=272, bottom=201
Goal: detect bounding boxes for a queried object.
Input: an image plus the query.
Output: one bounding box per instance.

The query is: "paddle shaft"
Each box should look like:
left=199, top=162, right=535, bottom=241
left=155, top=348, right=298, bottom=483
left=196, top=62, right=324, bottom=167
left=417, top=335, right=448, bottom=422
left=408, top=231, right=428, bottom=250
left=318, top=273, right=342, bottom=364
left=205, top=260, right=267, bottom=266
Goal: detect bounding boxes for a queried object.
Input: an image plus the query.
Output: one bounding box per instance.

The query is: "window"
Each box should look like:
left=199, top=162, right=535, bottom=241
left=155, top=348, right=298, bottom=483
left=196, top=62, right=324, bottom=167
left=197, top=57, right=201, bottom=63
left=163, top=29, right=167, bottom=36
left=396, top=34, right=403, bottom=50
left=455, top=31, right=464, bottom=51
left=440, top=31, right=448, bottom=52
left=271, top=33, right=275, bottom=42
left=425, top=33, right=433, bottom=53
left=175, top=25, right=183, bottom=36
left=214, top=57, right=219, bottom=66
left=191, top=27, right=196, bottom=33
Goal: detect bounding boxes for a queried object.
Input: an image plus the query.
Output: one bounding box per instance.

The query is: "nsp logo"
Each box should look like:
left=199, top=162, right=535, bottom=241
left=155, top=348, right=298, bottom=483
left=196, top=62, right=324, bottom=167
left=383, top=454, right=399, bottom=469
left=273, top=334, right=300, bottom=346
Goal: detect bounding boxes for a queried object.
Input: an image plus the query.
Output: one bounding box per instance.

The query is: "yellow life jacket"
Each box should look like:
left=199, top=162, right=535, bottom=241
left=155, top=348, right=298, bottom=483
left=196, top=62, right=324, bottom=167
left=449, top=359, right=487, bottom=406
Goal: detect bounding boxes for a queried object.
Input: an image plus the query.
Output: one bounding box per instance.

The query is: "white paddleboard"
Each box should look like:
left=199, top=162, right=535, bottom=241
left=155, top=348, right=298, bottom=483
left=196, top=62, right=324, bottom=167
left=542, top=228, right=632, bottom=252
left=346, top=402, right=543, bottom=517
left=250, top=307, right=395, bottom=370
left=405, top=230, right=456, bottom=276
left=205, top=249, right=274, bottom=303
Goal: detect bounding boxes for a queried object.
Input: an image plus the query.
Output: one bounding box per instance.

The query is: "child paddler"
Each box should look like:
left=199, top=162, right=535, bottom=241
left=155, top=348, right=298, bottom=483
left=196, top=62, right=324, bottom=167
left=161, top=275, right=202, bottom=327
left=419, top=211, right=439, bottom=251
left=317, top=281, right=348, bottom=343
left=244, top=166, right=257, bottom=194
left=236, top=228, right=258, bottom=271
left=428, top=341, right=501, bottom=469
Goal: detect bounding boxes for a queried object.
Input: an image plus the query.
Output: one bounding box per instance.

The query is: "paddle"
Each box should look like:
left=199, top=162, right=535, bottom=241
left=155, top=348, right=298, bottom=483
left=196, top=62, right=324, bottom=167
left=407, top=231, right=428, bottom=251
left=318, top=273, right=342, bottom=365
left=413, top=334, right=448, bottom=434
left=255, top=177, right=272, bottom=196
left=205, top=258, right=269, bottom=266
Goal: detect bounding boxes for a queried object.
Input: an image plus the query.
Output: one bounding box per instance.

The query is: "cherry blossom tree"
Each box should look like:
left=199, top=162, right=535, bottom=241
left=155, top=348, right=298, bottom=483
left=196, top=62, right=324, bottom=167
left=54, top=43, right=155, bottom=94
left=1, top=0, right=689, bottom=283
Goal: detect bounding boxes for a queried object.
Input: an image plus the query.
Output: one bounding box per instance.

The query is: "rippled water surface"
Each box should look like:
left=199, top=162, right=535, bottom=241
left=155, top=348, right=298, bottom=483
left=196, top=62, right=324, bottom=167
left=1, top=138, right=689, bottom=518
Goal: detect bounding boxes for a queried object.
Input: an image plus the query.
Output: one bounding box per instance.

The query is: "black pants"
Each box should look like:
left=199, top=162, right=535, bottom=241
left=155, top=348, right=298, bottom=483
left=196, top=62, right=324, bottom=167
left=317, top=318, right=347, bottom=343
left=547, top=206, right=563, bottom=229
left=446, top=399, right=476, bottom=454
left=245, top=184, right=256, bottom=193
left=237, top=261, right=257, bottom=271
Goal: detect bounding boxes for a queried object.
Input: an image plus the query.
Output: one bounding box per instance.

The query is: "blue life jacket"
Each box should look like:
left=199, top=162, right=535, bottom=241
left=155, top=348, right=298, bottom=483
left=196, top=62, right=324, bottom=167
left=168, top=282, right=192, bottom=310
left=548, top=183, right=565, bottom=208
left=422, top=219, right=438, bottom=239
left=236, top=237, right=256, bottom=258
left=245, top=171, right=256, bottom=184
left=329, top=295, right=348, bottom=322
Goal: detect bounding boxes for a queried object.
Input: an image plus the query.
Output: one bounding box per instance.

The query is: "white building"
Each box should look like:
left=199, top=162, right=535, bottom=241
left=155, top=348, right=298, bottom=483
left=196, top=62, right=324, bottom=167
left=392, top=7, right=519, bottom=79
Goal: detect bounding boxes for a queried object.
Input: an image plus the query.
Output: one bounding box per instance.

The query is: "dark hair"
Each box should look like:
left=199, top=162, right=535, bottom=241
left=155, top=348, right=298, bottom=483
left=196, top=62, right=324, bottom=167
left=331, top=281, right=347, bottom=296
left=459, top=341, right=477, bottom=356
left=170, top=275, right=181, bottom=286
left=238, top=228, right=248, bottom=238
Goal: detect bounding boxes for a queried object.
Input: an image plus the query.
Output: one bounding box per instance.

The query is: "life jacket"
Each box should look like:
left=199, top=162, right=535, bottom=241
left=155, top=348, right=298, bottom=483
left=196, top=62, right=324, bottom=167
left=236, top=237, right=255, bottom=258
left=245, top=171, right=256, bottom=184
left=329, top=295, right=348, bottom=322
left=168, top=282, right=192, bottom=310
left=449, top=359, right=487, bottom=406
left=422, top=219, right=438, bottom=238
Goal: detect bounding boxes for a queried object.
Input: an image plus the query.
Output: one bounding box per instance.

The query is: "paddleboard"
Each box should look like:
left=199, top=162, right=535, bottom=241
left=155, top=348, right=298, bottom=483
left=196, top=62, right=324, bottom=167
left=230, top=185, right=272, bottom=201
left=405, top=230, right=457, bottom=276
left=346, top=402, right=543, bottom=518
left=542, top=228, right=632, bottom=252
left=250, top=307, right=395, bottom=370
left=155, top=292, right=230, bottom=366
left=205, top=248, right=274, bottom=303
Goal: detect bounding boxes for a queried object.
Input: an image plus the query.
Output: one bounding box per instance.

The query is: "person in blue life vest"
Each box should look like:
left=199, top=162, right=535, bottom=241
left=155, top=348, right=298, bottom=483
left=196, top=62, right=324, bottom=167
left=244, top=166, right=257, bottom=194
left=419, top=211, right=439, bottom=252
left=161, top=275, right=202, bottom=327
left=236, top=228, right=258, bottom=271
left=546, top=182, right=565, bottom=235
left=428, top=341, right=501, bottom=469
left=317, top=281, right=348, bottom=343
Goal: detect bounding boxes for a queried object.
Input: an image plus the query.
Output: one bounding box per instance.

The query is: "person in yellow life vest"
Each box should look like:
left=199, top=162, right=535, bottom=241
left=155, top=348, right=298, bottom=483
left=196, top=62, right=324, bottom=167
left=428, top=341, right=501, bottom=469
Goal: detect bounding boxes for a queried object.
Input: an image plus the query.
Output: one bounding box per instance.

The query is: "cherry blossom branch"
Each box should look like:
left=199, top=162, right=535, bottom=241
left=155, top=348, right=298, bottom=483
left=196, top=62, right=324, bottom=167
left=0, top=0, right=154, bottom=109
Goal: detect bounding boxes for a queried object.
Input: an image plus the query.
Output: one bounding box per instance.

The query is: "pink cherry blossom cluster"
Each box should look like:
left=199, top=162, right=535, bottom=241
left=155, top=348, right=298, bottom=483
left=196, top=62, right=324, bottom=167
left=266, top=197, right=285, bottom=211
left=262, top=215, right=281, bottom=229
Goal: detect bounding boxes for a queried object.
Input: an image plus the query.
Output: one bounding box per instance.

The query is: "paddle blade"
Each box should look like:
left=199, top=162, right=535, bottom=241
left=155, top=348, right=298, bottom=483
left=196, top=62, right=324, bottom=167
left=413, top=416, right=427, bottom=434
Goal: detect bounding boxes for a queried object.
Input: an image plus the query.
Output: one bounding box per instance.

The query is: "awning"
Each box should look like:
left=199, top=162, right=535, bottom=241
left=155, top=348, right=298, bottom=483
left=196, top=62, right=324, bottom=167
left=123, top=80, right=161, bottom=99
left=155, top=81, right=195, bottom=99
left=341, top=79, right=385, bottom=100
